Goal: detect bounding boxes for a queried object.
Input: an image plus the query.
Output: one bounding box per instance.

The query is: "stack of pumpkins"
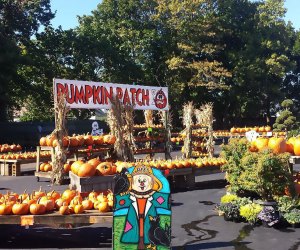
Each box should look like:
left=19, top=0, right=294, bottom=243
left=250, top=136, right=300, bottom=155
left=39, top=134, right=116, bottom=147
left=0, top=189, right=113, bottom=215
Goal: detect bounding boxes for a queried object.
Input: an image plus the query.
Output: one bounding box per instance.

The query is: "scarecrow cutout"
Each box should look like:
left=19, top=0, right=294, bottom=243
left=113, top=165, right=171, bottom=250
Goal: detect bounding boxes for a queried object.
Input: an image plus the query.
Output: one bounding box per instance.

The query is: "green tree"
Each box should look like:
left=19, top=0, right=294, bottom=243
left=0, top=0, right=54, bottom=121
left=273, top=99, right=298, bottom=131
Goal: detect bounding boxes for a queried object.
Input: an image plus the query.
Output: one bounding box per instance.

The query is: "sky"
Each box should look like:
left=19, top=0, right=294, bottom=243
left=50, top=0, right=300, bottom=30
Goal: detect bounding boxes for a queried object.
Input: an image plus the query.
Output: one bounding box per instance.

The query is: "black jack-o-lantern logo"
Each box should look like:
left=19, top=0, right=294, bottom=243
left=154, top=89, right=167, bottom=109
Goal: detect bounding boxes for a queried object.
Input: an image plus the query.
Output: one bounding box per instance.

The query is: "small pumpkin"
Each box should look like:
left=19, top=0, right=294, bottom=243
left=82, top=199, right=94, bottom=210
left=98, top=201, right=109, bottom=213
left=12, top=202, right=29, bottom=215
left=30, top=198, right=46, bottom=215
left=61, top=189, right=76, bottom=203
left=74, top=204, right=84, bottom=214
left=59, top=205, right=70, bottom=215
left=96, top=162, right=113, bottom=176
left=0, top=202, right=12, bottom=215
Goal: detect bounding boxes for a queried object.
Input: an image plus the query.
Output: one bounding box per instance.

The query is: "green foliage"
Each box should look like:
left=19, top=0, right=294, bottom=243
left=240, top=203, right=263, bottom=224
left=221, top=138, right=293, bottom=200
left=220, top=193, right=238, bottom=204
left=283, top=208, right=300, bottom=224
left=0, top=0, right=55, bottom=121
left=220, top=138, right=251, bottom=192
left=273, top=99, right=299, bottom=132
left=275, top=195, right=300, bottom=214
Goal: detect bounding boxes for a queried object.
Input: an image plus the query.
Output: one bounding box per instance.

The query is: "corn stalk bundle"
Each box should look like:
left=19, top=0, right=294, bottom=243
left=159, top=110, right=172, bottom=160
left=195, top=103, right=214, bottom=157
left=108, top=96, right=135, bottom=162
left=143, top=110, right=154, bottom=151
left=51, top=94, right=69, bottom=185
left=182, top=102, right=194, bottom=158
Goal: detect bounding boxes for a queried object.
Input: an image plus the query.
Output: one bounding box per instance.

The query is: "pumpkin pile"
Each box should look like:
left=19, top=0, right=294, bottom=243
left=133, top=124, right=164, bottom=129
left=134, top=157, right=226, bottom=170
left=0, top=189, right=113, bottom=216
left=230, top=126, right=272, bottom=134
left=0, top=144, right=22, bottom=153
left=39, top=134, right=116, bottom=147
left=134, top=148, right=165, bottom=154
left=39, top=162, right=53, bottom=172
left=70, top=158, right=117, bottom=177
left=250, top=136, right=300, bottom=155
left=0, top=151, right=51, bottom=160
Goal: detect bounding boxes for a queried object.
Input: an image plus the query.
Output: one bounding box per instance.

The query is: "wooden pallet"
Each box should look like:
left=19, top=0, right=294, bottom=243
left=0, top=210, right=113, bottom=226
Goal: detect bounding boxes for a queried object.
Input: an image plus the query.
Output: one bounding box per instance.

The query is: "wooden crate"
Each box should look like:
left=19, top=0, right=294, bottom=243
left=69, top=171, right=114, bottom=193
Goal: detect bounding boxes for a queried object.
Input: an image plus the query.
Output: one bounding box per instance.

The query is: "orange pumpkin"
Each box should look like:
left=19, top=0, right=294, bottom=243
left=74, top=204, right=84, bottom=214
left=98, top=201, right=109, bottom=212
left=46, top=136, right=55, bottom=147
left=71, top=160, right=84, bottom=175
left=12, top=202, right=29, bottom=215
left=55, top=198, right=68, bottom=209
left=96, top=162, right=113, bottom=176
left=103, top=135, right=116, bottom=144
left=254, top=138, right=269, bottom=151
left=77, top=163, right=96, bottom=177
left=64, top=163, right=71, bottom=173
left=82, top=199, right=94, bottom=210
left=88, top=158, right=101, bottom=168
left=84, top=134, right=94, bottom=145
left=39, top=162, right=48, bottom=172
left=88, top=191, right=98, bottom=201
left=293, top=138, right=300, bottom=156
left=47, top=190, right=61, bottom=201
left=39, top=137, right=47, bottom=146
left=0, top=203, right=12, bottom=215
left=30, top=199, right=46, bottom=215
left=44, top=163, right=52, bottom=172
left=59, top=205, right=70, bottom=215
left=69, top=137, right=79, bottom=147
left=61, top=189, right=76, bottom=203
left=76, top=135, right=85, bottom=146
left=268, top=137, right=286, bottom=154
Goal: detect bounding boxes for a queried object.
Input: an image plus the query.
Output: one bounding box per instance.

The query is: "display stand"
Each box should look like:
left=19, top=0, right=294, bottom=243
left=0, top=210, right=113, bottom=226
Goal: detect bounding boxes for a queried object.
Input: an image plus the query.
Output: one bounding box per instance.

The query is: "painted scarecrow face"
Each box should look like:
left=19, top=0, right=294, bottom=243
left=132, top=174, right=153, bottom=192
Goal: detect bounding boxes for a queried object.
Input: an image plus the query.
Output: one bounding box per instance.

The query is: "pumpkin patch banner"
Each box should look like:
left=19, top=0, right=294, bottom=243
left=113, top=165, right=171, bottom=250
left=53, top=78, right=169, bottom=111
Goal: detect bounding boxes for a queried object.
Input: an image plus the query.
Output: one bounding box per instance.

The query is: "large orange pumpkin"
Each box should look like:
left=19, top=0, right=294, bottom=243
left=268, top=137, right=286, bottom=154
left=77, top=163, right=96, bottom=177
left=71, top=160, right=84, bottom=175
left=293, top=138, right=300, bottom=156
left=46, top=136, right=55, bottom=147
left=254, top=138, right=269, bottom=151
left=88, top=158, right=101, bottom=168
left=96, top=162, right=113, bottom=176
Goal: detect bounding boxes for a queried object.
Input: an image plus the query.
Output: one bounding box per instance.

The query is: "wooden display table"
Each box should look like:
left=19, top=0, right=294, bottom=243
left=0, top=210, right=113, bottom=226
left=0, top=158, right=45, bottom=176
left=69, top=172, right=114, bottom=193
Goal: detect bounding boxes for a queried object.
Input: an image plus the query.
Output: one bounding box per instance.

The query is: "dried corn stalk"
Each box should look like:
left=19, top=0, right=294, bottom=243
left=158, top=110, right=172, bottom=160
left=144, top=110, right=154, bottom=128
left=108, top=96, right=135, bottom=162
left=195, top=103, right=214, bottom=157
left=182, top=102, right=194, bottom=158
left=51, top=94, right=69, bottom=185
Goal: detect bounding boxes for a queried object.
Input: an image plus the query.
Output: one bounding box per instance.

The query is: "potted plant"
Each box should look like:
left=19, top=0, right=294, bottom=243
left=283, top=208, right=300, bottom=227
left=240, top=203, right=262, bottom=225
left=257, top=205, right=280, bottom=227
left=217, top=196, right=251, bottom=222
